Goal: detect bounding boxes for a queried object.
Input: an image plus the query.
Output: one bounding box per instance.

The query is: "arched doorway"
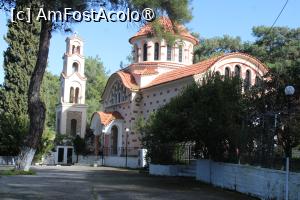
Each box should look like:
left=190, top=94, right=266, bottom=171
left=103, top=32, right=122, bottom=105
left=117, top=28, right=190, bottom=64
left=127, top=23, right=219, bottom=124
left=111, top=126, right=118, bottom=155
left=71, top=119, right=77, bottom=136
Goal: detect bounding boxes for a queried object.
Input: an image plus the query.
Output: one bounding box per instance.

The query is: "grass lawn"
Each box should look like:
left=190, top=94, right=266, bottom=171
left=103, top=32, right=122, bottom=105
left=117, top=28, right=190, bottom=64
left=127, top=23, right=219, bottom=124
left=0, top=169, right=36, bottom=176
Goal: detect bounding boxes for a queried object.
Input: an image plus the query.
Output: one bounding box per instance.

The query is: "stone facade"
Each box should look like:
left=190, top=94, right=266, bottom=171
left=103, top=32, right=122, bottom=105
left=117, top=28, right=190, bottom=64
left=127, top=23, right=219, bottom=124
left=66, top=111, right=82, bottom=136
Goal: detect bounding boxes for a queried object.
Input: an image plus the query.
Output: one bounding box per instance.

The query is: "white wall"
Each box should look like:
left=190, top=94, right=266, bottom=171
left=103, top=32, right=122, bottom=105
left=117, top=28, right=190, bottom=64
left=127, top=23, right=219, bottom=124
left=0, top=156, right=16, bottom=165
left=149, top=164, right=184, bottom=176
left=196, top=159, right=300, bottom=200
left=104, top=156, right=139, bottom=168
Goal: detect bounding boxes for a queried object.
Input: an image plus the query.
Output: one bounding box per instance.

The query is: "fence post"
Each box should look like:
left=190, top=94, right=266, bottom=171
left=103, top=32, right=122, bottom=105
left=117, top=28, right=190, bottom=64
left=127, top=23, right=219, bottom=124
left=188, top=145, right=191, bottom=165
left=285, top=157, right=289, bottom=200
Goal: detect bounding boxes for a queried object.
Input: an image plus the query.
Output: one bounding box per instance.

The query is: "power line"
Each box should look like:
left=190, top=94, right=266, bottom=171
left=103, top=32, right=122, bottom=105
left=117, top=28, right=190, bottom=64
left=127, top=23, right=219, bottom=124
left=269, top=0, right=289, bottom=30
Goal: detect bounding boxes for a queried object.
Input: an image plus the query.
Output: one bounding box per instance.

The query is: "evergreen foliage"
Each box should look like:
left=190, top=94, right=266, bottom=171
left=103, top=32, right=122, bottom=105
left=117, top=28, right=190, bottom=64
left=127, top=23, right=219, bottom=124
left=41, top=72, right=60, bottom=130
left=142, top=70, right=300, bottom=165
left=34, top=128, right=56, bottom=162
left=193, top=35, right=242, bottom=63
left=0, top=3, right=40, bottom=115
left=85, top=56, right=108, bottom=121
left=141, top=74, right=246, bottom=163
left=0, top=2, right=40, bottom=156
left=73, top=135, right=86, bottom=162
left=194, top=26, right=300, bottom=81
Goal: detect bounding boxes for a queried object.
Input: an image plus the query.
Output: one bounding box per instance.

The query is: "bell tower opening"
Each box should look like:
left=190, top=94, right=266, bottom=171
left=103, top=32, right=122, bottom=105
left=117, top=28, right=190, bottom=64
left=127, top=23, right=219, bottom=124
left=143, top=43, right=147, bottom=61
left=72, top=62, right=79, bottom=73
left=75, top=88, right=79, bottom=103
left=154, top=42, right=159, bottom=60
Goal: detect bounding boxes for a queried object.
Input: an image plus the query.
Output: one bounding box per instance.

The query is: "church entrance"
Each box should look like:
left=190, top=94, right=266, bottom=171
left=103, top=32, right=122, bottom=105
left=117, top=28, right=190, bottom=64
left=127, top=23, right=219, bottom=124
left=58, top=148, right=64, bottom=163
left=67, top=148, right=73, bottom=164
left=56, top=146, right=74, bottom=165
left=111, top=126, right=118, bottom=155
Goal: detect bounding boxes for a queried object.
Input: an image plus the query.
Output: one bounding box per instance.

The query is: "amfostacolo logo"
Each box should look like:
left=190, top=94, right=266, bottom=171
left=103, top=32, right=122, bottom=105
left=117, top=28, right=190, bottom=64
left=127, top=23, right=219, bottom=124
left=11, top=7, right=156, bottom=23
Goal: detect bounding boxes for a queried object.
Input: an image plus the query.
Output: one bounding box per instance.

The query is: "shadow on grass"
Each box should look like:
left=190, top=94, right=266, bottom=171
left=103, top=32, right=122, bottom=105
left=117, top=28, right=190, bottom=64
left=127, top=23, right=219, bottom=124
left=0, top=169, right=36, bottom=176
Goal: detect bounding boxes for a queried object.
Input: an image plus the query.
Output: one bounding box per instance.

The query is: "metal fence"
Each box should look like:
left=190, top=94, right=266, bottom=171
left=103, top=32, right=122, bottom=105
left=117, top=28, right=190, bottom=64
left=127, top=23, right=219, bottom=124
left=238, top=151, right=300, bottom=172
left=150, top=144, right=198, bottom=165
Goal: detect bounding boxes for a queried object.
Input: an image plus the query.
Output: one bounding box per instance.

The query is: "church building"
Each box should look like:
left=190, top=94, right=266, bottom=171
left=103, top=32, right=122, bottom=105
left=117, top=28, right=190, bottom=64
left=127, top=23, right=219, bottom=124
left=90, top=17, right=269, bottom=166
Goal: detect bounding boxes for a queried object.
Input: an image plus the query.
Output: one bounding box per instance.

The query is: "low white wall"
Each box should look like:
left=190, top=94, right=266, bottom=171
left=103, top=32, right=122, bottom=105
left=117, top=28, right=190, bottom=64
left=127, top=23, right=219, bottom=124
left=196, top=159, right=300, bottom=200
left=149, top=164, right=184, bottom=176
left=0, top=156, right=17, bottom=165
left=104, top=156, right=139, bottom=169
left=76, top=155, right=99, bottom=165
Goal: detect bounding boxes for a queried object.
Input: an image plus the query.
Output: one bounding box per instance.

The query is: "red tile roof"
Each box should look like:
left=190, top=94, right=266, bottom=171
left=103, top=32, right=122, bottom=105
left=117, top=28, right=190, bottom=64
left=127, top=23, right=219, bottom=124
left=142, top=52, right=269, bottom=89
left=132, top=67, right=158, bottom=75
left=95, top=111, right=123, bottom=126
left=129, top=17, right=199, bottom=45
left=142, top=57, right=219, bottom=89
left=130, top=62, right=186, bottom=69
left=116, top=70, right=139, bottom=90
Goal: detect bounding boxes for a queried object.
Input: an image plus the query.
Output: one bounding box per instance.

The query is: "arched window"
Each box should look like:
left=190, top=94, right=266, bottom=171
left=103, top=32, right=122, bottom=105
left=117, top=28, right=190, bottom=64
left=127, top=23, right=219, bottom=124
left=154, top=42, right=159, bottom=60
left=109, top=81, right=128, bottom=105
left=75, top=88, right=79, bottom=103
left=118, top=92, right=121, bottom=103
left=225, top=67, right=231, bottom=78
left=255, top=76, right=262, bottom=86
left=215, top=71, right=221, bottom=76
left=70, top=119, right=77, bottom=136
left=143, top=43, right=147, bottom=61
left=167, top=44, right=172, bottom=61
left=235, top=65, right=241, bottom=78
left=69, top=87, right=74, bottom=103
left=244, top=70, right=251, bottom=91
left=72, top=62, right=79, bottom=73
left=76, top=46, right=80, bottom=54
left=178, top=45, right=183, bottom=62
left=111, top=126, right=118, bottom=155
left=134, top=45, right=139, bottom=62
left=72, top=45, right=75, bottom=54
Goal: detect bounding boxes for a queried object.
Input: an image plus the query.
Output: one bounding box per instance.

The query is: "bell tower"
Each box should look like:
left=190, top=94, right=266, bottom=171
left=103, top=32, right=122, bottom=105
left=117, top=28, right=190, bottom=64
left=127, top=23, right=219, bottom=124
left=55, top=33, right=88, bottom=138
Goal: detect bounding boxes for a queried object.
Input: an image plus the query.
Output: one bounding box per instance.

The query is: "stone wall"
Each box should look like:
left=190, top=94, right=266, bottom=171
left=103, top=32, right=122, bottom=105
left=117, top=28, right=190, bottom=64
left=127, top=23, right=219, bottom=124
left=66, top=111, right=82, bottom=135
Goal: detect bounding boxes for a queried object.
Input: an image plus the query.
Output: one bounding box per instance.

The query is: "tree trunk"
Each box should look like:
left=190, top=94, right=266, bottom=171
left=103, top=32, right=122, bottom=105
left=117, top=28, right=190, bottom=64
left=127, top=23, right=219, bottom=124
left=17, top=19, right=52, bottom=171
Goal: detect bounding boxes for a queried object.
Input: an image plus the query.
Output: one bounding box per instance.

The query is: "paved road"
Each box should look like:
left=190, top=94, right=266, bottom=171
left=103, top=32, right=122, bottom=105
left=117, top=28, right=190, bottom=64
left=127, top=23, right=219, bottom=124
left=0, top=166, right=257, bottom=200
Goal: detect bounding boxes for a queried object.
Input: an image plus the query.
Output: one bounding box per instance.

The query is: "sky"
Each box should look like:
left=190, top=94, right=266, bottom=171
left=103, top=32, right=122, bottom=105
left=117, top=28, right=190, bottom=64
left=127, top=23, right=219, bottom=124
left=0, top=0, right=299, bottom=84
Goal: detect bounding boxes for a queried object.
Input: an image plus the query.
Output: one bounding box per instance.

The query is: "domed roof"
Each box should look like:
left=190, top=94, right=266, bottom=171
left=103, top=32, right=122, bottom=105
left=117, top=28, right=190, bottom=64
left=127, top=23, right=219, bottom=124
left=129, top=17, right=199, bottom=45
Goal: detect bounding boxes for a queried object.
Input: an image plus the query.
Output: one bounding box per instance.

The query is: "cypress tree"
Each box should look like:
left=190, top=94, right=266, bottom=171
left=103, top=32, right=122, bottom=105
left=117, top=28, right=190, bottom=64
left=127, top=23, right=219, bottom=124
left=0, top=2, right=40, bottom=155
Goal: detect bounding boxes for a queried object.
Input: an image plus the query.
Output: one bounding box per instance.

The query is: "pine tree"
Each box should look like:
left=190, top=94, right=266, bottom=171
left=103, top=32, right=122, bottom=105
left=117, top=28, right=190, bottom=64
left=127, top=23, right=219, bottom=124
left=0, top=2, right=40, bottom=155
